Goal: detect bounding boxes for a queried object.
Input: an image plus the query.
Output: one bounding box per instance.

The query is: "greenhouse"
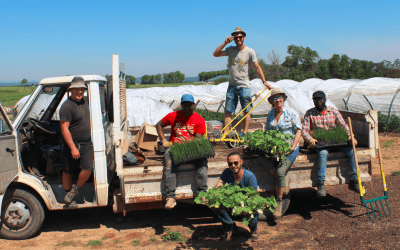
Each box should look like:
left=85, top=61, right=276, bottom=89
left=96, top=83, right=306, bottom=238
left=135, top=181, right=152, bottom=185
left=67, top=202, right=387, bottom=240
left=14, top=77, right=400, bottom=132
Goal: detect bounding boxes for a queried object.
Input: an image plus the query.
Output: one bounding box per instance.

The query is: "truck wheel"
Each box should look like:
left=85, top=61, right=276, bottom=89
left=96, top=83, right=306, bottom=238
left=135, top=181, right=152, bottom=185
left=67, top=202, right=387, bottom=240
left=0, top=188, right=45, bottom=240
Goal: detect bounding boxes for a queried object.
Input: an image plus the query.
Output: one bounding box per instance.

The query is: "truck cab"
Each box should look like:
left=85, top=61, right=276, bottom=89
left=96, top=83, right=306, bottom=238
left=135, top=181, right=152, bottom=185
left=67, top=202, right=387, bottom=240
left=0, top=55, right=127, bottom=239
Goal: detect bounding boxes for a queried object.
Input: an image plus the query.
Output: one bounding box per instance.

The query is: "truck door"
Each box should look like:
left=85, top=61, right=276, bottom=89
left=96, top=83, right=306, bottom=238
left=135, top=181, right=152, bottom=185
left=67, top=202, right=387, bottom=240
left=0, top=102, right=19, bottom=215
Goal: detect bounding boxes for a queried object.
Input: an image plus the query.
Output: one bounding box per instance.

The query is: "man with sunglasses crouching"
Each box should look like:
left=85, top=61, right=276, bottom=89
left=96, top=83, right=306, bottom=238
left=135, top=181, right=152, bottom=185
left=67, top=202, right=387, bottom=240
left=213, top=27, right=272, bottom=137
left=212, top=152, right=259, bottom=241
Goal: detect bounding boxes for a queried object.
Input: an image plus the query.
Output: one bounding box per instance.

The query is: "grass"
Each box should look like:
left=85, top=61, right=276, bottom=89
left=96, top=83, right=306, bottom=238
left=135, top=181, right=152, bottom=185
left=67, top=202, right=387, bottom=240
left=383, top=138, right=397, bottom=148
left=161, top=228, right=185, bottom=242
left=57, top=241, right=74, bottom=246
left=132, top=240, right=140, bottom=247
left=86, top=240, right=102, bottom=246
left=0, top=86, right=36, bottom=107
left=312, top=126, right=349, bottom=144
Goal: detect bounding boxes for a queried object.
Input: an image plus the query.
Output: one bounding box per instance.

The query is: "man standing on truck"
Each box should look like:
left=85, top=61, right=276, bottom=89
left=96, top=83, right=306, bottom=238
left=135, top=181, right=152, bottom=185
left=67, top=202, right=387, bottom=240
left=60, top=76, right=94, bottom=208
left=213, top=27, right=272, bottom=137
left=212, top=152, right=259, bottom=241
left=156, top=94, right=208, bottom=210
left=302, top=90, right=360, bottom=197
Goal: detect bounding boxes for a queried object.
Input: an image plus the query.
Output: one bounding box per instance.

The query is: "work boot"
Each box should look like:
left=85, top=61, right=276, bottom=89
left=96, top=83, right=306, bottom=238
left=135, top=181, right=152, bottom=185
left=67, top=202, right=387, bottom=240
left=317, top=182, right=326, bottom=197
left=165, top=197, right=177, bottom=210
left=273, top=196, right=283, bottom=219
left=220, top=223, right=237, bottom=241
left=348, top=179, right=360, bottom=193
left=64, top=184, right=79, bottom=203
left=283, top=176, right=291, bottom=196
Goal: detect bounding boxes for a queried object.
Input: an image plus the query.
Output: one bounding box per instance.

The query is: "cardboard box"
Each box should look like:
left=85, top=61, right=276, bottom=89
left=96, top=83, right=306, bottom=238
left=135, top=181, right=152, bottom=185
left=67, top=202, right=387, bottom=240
left=134, top=122, right=159, bottom=151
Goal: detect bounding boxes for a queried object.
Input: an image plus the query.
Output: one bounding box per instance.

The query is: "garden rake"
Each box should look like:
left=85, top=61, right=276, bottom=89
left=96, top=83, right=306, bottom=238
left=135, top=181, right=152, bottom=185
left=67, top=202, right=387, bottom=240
left=348, top=117, right=391, bottom=220
left=210, top=87, right=272, bottom=145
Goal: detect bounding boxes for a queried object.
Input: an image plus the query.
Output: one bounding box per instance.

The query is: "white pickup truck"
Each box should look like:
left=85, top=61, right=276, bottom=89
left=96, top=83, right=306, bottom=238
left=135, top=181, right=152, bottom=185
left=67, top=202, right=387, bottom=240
left=0, top=54, right=375, bottom=239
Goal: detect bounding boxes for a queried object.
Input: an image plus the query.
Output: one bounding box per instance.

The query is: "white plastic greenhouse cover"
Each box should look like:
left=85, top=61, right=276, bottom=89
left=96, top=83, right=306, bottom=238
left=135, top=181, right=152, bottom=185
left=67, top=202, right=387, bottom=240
left=14, top=77, right=400, bottom=127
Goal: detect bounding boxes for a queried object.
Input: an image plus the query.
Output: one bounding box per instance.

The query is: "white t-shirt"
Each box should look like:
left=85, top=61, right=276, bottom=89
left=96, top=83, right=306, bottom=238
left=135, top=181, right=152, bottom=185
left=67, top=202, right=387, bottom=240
left=223, top=46, right=258, bottom=88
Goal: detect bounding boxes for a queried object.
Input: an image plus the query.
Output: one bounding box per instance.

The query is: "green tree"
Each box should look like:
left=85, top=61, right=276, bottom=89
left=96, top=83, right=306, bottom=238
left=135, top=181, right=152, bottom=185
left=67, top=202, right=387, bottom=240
left=141, top=74, right=150, bottom=84
left=126, top=75, right=136, bottom=84
left=282, top=45, right=319, bottom=81
left=21, top=78, right=28, bottom=85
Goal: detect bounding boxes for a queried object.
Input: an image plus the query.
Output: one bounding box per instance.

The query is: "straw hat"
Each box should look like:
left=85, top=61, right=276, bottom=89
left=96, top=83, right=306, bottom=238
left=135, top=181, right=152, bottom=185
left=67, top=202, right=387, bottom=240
left=268, top=88, right=287, bottom=104
left=231, top=27, right=246, bottom=37
left=68, top=76, right=87, bottom=89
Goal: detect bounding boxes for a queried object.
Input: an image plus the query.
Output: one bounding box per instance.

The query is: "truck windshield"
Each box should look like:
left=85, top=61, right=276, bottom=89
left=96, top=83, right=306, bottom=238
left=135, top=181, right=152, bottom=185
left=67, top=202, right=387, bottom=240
left=26, top=86, right=62, bottom=121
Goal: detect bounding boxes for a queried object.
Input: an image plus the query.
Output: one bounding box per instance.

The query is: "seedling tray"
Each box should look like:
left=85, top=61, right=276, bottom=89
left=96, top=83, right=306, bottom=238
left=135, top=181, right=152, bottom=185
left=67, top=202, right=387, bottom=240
left=170, top=138, right=216, bottom=165
left=314, top=141, right=349, bottom=149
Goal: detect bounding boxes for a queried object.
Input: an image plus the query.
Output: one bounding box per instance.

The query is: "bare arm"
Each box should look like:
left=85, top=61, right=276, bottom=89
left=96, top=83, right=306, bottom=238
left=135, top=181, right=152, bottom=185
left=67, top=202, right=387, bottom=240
left=215, top=179, right=225, bottom=188
left=253, top=61, right=272, bottom=89
left=213, top=36, right=233, bottom=57
left=60, top=120, right=80, bottom=159
left=156, top=120, right=170, bottom=148
left=290, top=128, right=302, bottom=152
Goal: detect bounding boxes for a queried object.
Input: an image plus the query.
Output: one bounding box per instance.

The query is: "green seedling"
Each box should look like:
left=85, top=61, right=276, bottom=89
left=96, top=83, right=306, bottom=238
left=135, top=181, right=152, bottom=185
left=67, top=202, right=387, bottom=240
left=242, top=129, right=293, bottom=161
left=312, top=126, right=348, bottom=144
left=393, top=171, right=400, bottom=176
left=194, top=184, right=277, bottom=225
left=150, top=237, right=157, bottom=242
left=101, top=237, right=108, bottom=241
left=132, top=240, right=140, bottom=247
left=169, top=138, right=214, bottom=164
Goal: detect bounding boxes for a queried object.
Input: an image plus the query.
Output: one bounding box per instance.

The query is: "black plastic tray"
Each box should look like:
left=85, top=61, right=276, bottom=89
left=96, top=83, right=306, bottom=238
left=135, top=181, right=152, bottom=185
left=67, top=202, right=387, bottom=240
left=314, top=141, right=349, bottom=149
left=171, top=139, right=216, bottom=165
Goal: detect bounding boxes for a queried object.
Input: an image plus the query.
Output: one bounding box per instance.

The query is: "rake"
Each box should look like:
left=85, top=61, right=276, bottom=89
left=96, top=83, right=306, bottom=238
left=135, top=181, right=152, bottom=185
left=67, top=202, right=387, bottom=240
left=348, top=117, right=391, bottom=220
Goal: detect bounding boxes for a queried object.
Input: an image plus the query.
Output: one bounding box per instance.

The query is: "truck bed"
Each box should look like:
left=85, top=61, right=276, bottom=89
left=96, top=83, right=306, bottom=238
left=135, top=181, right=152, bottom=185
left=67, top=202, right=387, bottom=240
left=115, top=147, right=372, bottom=211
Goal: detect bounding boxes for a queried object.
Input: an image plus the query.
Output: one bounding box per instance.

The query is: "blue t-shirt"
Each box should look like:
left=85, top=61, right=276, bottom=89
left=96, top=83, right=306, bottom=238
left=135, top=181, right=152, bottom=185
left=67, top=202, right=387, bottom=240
left=220, top=168, right=258, bottom=190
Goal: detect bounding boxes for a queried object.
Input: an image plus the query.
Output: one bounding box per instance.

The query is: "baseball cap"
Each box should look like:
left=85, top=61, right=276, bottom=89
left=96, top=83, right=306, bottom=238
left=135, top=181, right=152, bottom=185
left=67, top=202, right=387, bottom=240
left=181, top=94, right=194, bottom=103
left=313, top=91, right=326, bottom=99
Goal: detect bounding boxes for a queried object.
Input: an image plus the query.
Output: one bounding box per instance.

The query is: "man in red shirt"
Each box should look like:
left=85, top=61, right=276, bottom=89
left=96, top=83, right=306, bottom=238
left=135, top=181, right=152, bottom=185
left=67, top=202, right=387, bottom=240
left=156, top=94, right=208, bottom=209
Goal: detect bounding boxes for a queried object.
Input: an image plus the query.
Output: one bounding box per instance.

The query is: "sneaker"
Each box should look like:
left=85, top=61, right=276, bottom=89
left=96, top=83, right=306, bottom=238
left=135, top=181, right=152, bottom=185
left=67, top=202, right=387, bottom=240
left=273, top=197, right=283, bottom=219
left=165, top=197, right=177, bottom=210
left=220, top=223, right=237, bottom=241
left=348, top=179, right=360, bottom=193
left=68, top=200, right=78, bottom=209
left=283, top=176, right=291, bottom=196
left=250, top=230, right=259, bottom=240
left=64, top=184, right=79, bottom=203
left=317, top=182, right=326, bottom=197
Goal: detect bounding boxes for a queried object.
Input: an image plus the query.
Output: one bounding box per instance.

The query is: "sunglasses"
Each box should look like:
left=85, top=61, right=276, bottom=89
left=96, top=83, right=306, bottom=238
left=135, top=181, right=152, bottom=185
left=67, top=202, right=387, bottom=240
left=228, top=161, right=240, bottom=167
left=272, top=96, right=284, bottom=101
left=234, top=36, right=243, bottom=41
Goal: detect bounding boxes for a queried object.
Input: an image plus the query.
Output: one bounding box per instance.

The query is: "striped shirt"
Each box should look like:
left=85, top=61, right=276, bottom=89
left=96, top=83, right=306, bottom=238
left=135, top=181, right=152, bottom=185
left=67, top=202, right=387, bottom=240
left=302, top=106, right=350, bottom=142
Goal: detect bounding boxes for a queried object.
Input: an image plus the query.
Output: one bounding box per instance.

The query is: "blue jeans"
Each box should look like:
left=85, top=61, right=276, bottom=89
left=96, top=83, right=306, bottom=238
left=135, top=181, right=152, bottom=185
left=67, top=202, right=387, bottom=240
left=212, top=207, right=258, bottom=232
left=163, top=149, right=208, bottom=198
left=315, top=147, right=357, bottom=182
left=224, top=84, right=253, bottom=113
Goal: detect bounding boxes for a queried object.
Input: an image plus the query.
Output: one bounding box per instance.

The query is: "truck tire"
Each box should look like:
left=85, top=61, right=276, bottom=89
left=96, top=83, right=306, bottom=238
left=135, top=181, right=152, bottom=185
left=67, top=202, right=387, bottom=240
left=0, top=188, right=45, bottom=240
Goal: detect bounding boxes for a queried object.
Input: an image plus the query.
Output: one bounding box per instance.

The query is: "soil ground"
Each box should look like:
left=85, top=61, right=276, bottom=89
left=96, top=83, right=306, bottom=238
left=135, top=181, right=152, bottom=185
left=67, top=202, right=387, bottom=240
left=0, top=134, right=399, bottom=249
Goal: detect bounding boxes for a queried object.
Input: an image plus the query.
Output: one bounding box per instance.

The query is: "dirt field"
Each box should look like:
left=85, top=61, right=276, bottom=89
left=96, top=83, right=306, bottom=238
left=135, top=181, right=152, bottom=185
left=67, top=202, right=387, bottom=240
left=0, top=134, right=399, bottom=249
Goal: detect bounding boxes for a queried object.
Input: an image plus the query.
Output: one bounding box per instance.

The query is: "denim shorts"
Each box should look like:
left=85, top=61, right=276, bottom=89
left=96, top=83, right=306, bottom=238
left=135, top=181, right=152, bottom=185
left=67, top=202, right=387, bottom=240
left=224, top=84, right=253, bottom=113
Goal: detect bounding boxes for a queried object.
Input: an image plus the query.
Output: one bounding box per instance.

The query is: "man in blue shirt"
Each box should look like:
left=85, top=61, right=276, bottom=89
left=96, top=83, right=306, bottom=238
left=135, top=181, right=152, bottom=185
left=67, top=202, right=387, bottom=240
left=213, top=152, right=259, bottom=241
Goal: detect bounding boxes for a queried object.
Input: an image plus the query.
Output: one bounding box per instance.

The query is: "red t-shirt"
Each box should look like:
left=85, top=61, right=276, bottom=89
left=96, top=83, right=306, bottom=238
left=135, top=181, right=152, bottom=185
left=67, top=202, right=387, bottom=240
left=162, top=111, right=206, bottom=143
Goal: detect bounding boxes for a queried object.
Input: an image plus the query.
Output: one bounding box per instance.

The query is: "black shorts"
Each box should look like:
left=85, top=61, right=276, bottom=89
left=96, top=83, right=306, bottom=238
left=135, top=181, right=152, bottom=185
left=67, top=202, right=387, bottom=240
left=62, top=141, right=94, bottom=175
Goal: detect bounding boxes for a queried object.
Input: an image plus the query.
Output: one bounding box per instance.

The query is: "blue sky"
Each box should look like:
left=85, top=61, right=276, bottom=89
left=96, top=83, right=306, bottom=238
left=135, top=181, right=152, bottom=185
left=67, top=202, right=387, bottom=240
left=1, top=0, right=399, bottom=81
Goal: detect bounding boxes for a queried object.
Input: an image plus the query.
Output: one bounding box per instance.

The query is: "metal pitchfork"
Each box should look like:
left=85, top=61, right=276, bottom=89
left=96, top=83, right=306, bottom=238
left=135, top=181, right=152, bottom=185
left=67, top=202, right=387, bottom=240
left=348, top=117, right=391, bottom=220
